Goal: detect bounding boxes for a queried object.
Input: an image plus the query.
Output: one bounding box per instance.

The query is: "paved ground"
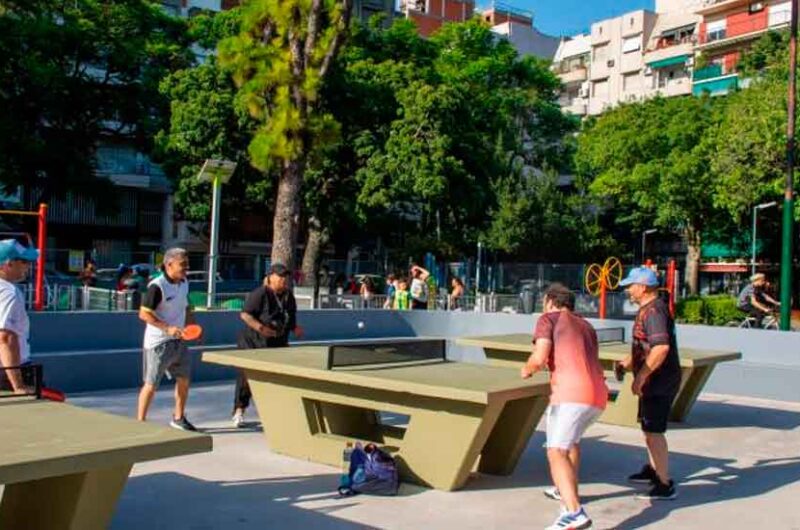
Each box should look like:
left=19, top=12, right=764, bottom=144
left=65, top=383, right=800, bottom=530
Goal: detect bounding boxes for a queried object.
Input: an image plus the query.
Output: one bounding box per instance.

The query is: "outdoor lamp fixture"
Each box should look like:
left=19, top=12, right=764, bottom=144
left=641, top=229, right=658, bottom=262
left=197, top=159, right=237, bottom=309
left=751, top=201, right=778, bottom=275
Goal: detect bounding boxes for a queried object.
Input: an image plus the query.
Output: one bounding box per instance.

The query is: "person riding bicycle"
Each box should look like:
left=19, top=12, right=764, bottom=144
left=737, top=273, right=780, bottom=328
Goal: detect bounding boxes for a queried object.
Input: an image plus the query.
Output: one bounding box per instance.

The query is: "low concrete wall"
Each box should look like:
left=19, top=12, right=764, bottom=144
left=26, top=310, right=800, bottom=402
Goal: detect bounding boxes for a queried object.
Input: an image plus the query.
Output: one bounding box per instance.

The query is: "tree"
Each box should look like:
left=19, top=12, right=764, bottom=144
left=0, top=0, right=192, bottom=204
left=219, top=0, right=354, bottom=270
left=155, top=9, right=268, bottom=225
left=353, top=18, right=575, bottom=259
left=576, top=96, right=722, bottom=294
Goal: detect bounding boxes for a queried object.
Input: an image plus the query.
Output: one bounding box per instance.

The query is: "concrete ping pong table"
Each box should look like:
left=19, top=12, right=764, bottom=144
left=456, top=332, right=741, bottom=427
left=0, top=398, right=212, bottom=530
left=203, top=338, right=551, bottom=491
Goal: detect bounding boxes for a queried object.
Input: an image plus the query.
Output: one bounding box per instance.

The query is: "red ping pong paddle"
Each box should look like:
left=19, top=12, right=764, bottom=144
left=41, top=387, right=66, bottom=402
left=182, top=324, right=203, bottom=341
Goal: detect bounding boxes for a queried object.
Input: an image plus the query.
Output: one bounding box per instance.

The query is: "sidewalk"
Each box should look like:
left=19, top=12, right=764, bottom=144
left=69, top=383, right=800, bottom=530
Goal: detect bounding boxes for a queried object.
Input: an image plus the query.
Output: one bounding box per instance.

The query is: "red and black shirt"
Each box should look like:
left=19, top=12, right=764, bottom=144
left=632, top=297, right=681, bottom=398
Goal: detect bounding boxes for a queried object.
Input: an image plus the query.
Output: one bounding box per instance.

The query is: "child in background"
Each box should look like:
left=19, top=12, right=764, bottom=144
left=393, top=278, right=410, bottom=310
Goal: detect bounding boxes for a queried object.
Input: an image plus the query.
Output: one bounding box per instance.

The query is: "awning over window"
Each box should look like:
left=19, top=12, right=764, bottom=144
left=646, top=54, right=690, bottom=69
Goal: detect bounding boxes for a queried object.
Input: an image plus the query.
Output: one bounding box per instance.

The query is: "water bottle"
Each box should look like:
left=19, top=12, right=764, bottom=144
left=339, top=441, right=354, bottom=487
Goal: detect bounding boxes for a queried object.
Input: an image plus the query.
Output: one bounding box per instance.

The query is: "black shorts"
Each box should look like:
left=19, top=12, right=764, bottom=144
left=638, top=395, right=675, bottom=434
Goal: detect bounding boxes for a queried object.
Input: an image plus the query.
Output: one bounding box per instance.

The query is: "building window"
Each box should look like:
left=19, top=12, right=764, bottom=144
left=593, top=43, right=609, bottom=62
left=770, top=1, right=792, bottom=27
left=623, top=71, right=641, bottom=92
left=706, top=18, right=726, bottom=42
left=622, top=36, right=641, bottom=54
left=749, top=2, right=765, bottom=14
left=592, top=78, right=609, bottom=98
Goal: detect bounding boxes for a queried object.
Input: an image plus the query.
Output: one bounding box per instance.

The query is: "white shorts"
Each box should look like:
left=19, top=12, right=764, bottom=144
left=545, top=403, right=603, bottom=450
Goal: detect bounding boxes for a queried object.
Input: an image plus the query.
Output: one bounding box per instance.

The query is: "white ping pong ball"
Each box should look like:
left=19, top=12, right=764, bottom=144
left=357, top=321, right=365, bottom=329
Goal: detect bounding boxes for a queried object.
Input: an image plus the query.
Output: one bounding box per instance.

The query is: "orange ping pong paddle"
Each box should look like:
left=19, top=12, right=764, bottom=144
left=182, top=324, right=203, bottom=341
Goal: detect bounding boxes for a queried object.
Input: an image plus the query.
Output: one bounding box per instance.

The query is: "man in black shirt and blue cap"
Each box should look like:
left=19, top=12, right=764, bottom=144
left=617, top=266, right=680, bottom=501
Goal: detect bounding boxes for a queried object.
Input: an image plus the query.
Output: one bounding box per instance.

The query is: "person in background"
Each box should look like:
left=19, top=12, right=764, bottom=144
left=383, top=274, right=397, bottom=309
left=137, top=248, right=198, bottom=431
left=232, top=263, right=304, bottom=427
left=359, top=276, right=375, bottom=308
left=0, top=240, right=39, bottom=394
left=409, top=264, right=430, bottom=310
left=393, top=277, right=410, bottom=310
left=79, top=260, right=97, bottom=287
left=736, top=273, right=779, bottom=328
left=449, top=277, right=465, bottom=311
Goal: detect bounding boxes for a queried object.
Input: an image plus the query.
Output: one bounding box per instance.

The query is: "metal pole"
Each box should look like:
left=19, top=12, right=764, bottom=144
left=475, top=241, right=482, bottom=294
left=34, top=203, right=47, bottom=311
left=641, top=232, right=646, bottom=264
left=752, top=206, right=758, bottom=276
left=780, top=0, right=798, bottom=330
left=207, top=175, right=222, bottom=309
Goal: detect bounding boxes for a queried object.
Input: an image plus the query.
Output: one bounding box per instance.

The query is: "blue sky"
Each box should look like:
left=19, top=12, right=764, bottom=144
left=501, top=0, right=656, bottom=36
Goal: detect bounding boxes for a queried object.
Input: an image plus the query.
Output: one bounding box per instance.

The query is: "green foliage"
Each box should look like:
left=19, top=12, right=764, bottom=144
left=0, top=0, right=192, bottom=201
left=675, top=295, right=739, bottom=325
left=676, top=297, right=705, bottom=324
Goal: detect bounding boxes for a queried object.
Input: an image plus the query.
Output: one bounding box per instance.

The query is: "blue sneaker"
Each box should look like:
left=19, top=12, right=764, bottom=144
left=545, top=507, right=593, bottom=530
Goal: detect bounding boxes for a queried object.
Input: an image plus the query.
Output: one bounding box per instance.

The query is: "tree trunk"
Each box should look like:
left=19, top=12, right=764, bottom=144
left=271, top=159, right=304, bottom=270
left=684, top=227, right=701, bottom=296
left=300, top=215, right=327, bottom=287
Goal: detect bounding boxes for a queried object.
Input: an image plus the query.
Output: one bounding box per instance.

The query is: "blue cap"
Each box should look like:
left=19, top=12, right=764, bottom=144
left=619, top=266, right=659, bottom=287
left=0, top=239, right=39, bottom=264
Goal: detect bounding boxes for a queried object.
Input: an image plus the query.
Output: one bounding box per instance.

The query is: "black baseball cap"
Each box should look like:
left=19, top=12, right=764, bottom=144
left=269, top=263, right=291, bottom=277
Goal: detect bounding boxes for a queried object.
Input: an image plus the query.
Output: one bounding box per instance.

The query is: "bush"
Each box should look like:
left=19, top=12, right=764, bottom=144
left=675, top=295, right=739, bottom=326
left=676, top=297, right=705, bottom=324
left=704, top=295, right=740, bottom=326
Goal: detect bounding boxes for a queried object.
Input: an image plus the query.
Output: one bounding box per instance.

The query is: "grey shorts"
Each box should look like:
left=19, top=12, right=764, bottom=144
left=143, top=340, right=192, bottom=386
left=545, top=403, right=603, bottom=450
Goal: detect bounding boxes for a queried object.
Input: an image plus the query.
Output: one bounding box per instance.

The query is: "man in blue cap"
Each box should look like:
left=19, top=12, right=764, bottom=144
left=0, top=239, right=39, bottom=393
left=617, top=266, right=680, bottom=501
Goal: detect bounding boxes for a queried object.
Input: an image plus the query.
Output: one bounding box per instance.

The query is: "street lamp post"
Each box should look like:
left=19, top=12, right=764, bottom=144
left=642, top=229, right=657, bottom=263
left=197, top=159, right=237, bottom=309
left=751, top=201, right=778, bottom=276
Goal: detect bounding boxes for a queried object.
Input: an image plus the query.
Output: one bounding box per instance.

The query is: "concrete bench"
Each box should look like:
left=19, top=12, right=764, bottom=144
left=456, top=334, right=741, bottom=428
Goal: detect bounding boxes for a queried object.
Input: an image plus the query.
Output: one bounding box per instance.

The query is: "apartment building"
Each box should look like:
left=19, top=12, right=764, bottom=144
left=587, top=10, right=659, bottom=115
left=642, top=9, right=701, bottom=98
left=693, top=0, right=792, bottom=95
left=483, top=5, right=560, bottom=60
left=552, top=35, right=592, bottom=116
left=399, top=0, right=474, bottom=37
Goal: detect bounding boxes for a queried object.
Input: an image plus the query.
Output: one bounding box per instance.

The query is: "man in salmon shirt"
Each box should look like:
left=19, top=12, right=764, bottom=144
left=522, top=282, right=607, bottom=530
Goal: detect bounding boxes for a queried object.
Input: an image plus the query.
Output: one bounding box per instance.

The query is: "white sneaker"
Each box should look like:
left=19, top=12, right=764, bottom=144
left=545, top=507, right=593, bottom=530
left=232, top=412, right=245, bottom=428
left=544, top=486, right=562, bottom=501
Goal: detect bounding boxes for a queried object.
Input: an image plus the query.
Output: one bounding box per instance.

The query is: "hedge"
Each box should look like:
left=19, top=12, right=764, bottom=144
left=676, top=295, right=740, bottom=326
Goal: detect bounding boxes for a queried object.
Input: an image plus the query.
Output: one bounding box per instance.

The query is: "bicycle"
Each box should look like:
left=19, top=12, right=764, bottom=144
left=726, top=312, right=779, bottom=330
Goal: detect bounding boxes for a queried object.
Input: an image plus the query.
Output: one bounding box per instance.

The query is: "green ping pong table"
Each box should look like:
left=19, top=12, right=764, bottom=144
left=456, top=332, right=741, bottom=427
left=0, top=399, right=212, bottom=530
left=203, top=339, right=550, bottom=491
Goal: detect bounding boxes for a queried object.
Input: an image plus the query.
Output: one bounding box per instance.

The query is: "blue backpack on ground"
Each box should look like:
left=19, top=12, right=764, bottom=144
left=338, top=443, right=399, bottom=496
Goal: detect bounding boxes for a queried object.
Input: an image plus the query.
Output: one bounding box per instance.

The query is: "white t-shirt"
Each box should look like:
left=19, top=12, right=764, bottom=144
left=0, top=278, right=31, bottom=364
left=410, top=278, right=428, bottom=303
left=142, top=274, right=189, bottom=349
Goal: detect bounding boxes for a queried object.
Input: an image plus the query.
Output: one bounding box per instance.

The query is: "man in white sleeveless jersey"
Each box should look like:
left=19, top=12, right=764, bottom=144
left=137, top=248, right=198, bottom=431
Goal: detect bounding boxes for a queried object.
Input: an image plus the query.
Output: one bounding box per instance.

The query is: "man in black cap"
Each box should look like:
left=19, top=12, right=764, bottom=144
left=231, top=263, right=304, bottom=427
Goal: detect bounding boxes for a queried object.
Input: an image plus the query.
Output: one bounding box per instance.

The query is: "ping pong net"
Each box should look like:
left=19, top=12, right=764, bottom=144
left=326, top=339, right=447, bottom=370
left=596, top=326, right=625, bottom=344
left=0, top=363, right=43, bottom=400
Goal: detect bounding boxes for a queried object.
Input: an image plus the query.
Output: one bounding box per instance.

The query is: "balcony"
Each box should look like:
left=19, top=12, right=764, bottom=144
left=693, top=64, right=739, bottom=95
left=696, top=16, right=779, bottom=51
left=564, top=101, right=588, bottom=116
left=693, top=63, right=724, bottom=81
left=645, top=40, right=695, bottom=66
left=558, top=66, right=588, bottom=84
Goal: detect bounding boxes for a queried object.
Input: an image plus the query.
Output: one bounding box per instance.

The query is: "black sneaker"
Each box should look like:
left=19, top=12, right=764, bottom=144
left=636, top=480, right=677, bottom=501
left=628, top=464, right=658, bottom=485
left=170, top=416, right=198, bottom=432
